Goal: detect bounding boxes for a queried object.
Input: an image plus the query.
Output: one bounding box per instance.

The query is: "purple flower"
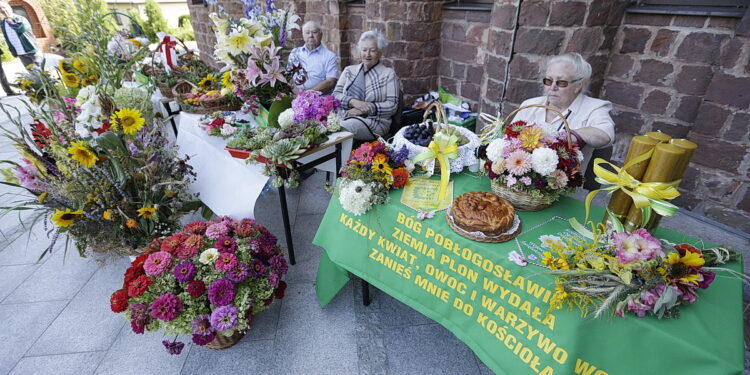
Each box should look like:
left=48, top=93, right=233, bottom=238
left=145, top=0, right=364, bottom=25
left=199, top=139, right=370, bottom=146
left=388, top=145, right=409, bottom=165
left=215, top=236, right=237, bottom=253
left=268, top=272, right=280, bottom=288
left=129, top=303, right=149, bottom=321
left=162, top=340, right=185, bottom=355
left=210, top=305, right=238, bottom=331
left=192, top=314, right=214, bottom=336
left=173, top=261, right=197, bottom=282
left=205, top=222, right=230, bottom=239
left=192, top=332, right=216, bottom=346
left=208, top=279, right=236, bottom=306
left=131, top=319, right=147, bottom=334
left=269, top=255, right=288, bottom=276
left=247, top=238, right=262, bottom=253
left=697, top=269, right=716, bottom=289
left=144, top=251, right=173, bottom=277
left=150, top=293, right=184, bottom=321
left=226, top=262, right=250, bottom=283
left=250, top=259, right=266, bottom=277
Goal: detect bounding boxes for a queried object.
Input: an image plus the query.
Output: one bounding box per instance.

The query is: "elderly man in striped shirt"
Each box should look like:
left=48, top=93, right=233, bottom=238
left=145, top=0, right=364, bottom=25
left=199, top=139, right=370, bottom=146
left=288, top=20, right=339, bottom=94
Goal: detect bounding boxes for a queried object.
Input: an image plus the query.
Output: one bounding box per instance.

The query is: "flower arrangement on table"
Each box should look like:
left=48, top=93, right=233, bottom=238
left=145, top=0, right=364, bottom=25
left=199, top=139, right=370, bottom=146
left=176, top=71, right=241, bottom=114
left=199, top=111, right=253, bottom=139
left=109, top=217, right=289, bottom=354
left=0, top=62, right=198, bottom=259
left=538, top=226, right=738, bottom=319
left=226, top=90, right=342, bottom=188
left=482, top=120, right=583, bottom=211
left=336, top=140, right=412, bottom=216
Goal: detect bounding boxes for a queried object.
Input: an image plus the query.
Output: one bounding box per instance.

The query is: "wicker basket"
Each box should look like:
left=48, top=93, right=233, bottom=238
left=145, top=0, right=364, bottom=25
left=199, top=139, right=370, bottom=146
left=172, top=80, right=195, bottom=99
left=204, top=330, right=245, bottom=350
left=157, top=82, right=175, bottom=98
left=487, top=104, right=574, bottom=211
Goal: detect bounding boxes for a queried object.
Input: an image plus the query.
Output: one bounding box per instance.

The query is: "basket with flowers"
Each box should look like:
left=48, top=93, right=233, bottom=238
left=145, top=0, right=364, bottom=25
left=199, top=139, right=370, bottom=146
left=483, top=105, right=583, bottom=211
left=110, top=217, right=289, bottom=354
left=336, top=140, right=411, bottom=216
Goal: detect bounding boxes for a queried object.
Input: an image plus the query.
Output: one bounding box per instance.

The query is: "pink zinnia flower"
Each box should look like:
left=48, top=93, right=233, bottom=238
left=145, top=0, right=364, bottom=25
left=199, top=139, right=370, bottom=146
left=161, top=233, right=187, bottom=254
left=233, top=219, right=257, bottom=237
left=215, top=253, right=238, bottom=272
left=215, top=236, right=237, bottom=253
left=143, top=251, right=173, bottom=277
left=150, top=292, right=183, bottom=321
left=505, top=150, right=531, bottom=176
left=176, top=246, right=198, bottom=259
left=208, top=279, right=235, bottom=306
left=205, top=223, right=230, bottom=239
left=183, top=221, right=207, bottom=235
left=183, top=234, right=204, bottom=250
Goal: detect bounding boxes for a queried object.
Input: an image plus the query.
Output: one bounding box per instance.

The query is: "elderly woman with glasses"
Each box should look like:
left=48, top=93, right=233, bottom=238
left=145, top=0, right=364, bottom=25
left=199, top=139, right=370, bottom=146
left=333, top=30, right=400, bottom=140
left=513, top=53, right=615, bottom=171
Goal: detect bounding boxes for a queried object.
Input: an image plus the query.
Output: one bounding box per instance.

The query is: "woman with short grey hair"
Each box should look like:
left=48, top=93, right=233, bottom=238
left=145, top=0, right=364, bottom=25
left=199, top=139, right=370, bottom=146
left=333, top=30, right=400, bottom=140
left=511, top=52, right=614, bottom=173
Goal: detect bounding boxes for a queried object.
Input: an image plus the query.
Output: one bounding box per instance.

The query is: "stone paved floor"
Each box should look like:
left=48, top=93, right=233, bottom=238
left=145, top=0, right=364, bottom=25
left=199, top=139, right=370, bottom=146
left=0, top=94, right=748, bottom=374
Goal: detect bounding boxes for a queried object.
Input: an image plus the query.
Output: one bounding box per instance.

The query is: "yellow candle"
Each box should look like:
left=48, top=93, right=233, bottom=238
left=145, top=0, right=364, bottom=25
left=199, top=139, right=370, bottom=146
left=606, top=136, right=659, bottom=221
left=623, top=143, right=685, bottom=231
left=646, top=131, right=672, bottom=143
left=643, top=139, right=698, bottom=230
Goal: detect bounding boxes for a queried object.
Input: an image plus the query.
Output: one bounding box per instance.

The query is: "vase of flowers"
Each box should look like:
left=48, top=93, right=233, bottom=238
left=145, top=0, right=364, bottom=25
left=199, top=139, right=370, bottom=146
left=483, top=105, right=583, bottom=211
left=110, top=217, right=289, bottom=354
left=336, top=140, right=412, bottom=216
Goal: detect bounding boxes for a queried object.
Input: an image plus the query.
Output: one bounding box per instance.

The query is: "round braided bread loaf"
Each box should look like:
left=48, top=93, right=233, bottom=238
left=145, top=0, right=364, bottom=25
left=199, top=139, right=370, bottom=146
left=451, top=191, right=516, bottom=236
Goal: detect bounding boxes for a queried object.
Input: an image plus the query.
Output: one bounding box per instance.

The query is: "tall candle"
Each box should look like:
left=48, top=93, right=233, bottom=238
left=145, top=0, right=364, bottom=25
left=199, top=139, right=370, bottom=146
left=643, top=139, right=698, bottom=230
left=646, top=131, right=672, bottom=144
left=623, top=143, right=686, bottom=231
left=606, top=136, right=659, bottom=222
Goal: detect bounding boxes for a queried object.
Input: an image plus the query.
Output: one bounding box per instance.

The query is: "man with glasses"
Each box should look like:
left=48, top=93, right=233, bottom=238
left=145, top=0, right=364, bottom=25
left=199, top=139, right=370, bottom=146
left=511, top=52, right=615, bottom=175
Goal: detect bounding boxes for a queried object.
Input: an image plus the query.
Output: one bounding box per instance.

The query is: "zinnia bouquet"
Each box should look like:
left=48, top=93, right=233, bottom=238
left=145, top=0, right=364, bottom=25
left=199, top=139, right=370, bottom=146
left=483, top=120, right=583, bottom=204
left=110, top=217, right=288, bottom=354
left=538, top=227, right=737, bottom=319
left=336, top=140, right=411, bottom=216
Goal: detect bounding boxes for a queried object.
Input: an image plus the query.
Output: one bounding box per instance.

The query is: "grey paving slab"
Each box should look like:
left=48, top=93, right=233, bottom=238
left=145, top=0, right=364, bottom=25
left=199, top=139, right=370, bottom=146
left=0, top=264, right=38, bottom=303
left=27, top=257, right=130, bottom=355
left=283, top=213, right=324, bottom=283
left=474, top=353, right=495, bottom=375
left=0, top=300, right=68, bottom=375
left=383, top=323, right=482, bottom=375
left=180, top=339, right=276, bottom=375
left=245, top=297, right=282, bottom=341
left=273, top=282, right=359, bottom=374
left=95, top=331, right=191, bottom=375
left=9, top=351, right=106, bottom=375
left=3, top=247, right=99, bottom=303
left=0, top=226, right=56, bottom=266
left=298, top=172, right=335, bottom=216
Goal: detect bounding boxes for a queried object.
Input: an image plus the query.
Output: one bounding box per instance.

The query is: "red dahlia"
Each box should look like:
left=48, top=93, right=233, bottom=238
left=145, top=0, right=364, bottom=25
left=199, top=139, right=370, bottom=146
left=110, top=289, right=129, bottom=313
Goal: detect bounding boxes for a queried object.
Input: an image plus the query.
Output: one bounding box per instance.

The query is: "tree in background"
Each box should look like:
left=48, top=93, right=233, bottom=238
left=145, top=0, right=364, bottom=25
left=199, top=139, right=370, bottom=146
left=142, top=0, right=168, bottom=42
left=39, top=0, right=117, bottom=54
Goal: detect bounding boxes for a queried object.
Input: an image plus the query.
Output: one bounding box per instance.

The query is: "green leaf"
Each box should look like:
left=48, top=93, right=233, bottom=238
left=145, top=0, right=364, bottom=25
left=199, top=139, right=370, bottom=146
left=96, top=132, right=126, bottom=153
left=267, top=95, right=293, bottom=128
left=653, top=285, right=678, bottom=319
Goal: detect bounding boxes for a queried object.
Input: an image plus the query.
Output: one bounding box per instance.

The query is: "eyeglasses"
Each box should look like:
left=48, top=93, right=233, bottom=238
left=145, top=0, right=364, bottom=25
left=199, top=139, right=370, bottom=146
left=542, top=78, right=581, bottom=88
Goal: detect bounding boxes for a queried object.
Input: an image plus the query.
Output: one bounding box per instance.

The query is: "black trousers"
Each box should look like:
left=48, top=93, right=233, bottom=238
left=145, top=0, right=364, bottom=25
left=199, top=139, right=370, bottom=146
left=0, top=60, right=14, bottom=95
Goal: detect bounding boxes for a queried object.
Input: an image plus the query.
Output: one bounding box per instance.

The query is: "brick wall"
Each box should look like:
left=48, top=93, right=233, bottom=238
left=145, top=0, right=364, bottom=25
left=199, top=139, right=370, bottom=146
left=187, top=1, right=750, bottom=232
left=9, top=0, right=55, bottom=52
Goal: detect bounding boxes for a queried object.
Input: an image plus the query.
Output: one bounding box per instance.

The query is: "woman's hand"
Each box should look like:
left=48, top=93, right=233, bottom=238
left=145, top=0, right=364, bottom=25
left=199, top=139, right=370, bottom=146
left=348, top=98, right=372, bottom=113
left=345, top=108, right=366, bottom=118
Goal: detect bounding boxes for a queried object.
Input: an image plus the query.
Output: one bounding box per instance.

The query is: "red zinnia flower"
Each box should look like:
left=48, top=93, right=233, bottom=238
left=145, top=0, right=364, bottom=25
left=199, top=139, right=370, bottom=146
left=127, top=275, right=152, bottom=297
left=674, top=244, right=702, bottom=257
left=123, top=266, right=145, bottom=288
left=209, top=117, right=225, bottom=129
left=274, top=280, right=287, bottom=300
left=161, top=233, right=187, bottom=254
left=131, top=253, right=149, bottom=268
left=186, top=280, right=206, bottom=298
left=392, top=168, right=408, bottom=188
left=110, top=289, right=129, bottom=313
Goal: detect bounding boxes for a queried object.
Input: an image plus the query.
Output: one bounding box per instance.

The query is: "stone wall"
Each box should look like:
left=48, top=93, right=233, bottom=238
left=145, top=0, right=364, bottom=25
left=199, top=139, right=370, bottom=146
left=186, top=0, right=750, bottom=233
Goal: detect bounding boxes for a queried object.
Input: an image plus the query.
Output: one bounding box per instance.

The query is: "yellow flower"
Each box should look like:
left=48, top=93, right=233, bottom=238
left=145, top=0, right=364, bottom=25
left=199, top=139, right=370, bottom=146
left=81, top=75, right=98, bottom=86
left=126, top=218, right=138, bottom=229
left=110, top=108, right=145, bottom=135
left=549, top=281, right=568, bottom=310
left=58, top=60, right=67, bottom=74
left=226, top=32, right=253, bottom=55
left=37, top=192, right=47, bottom=204
left=127, top=38, right=142, bottom=47
left=102, top=209, right=113, bottom=220
left=541, top=251, right=570, bottom=270
left=72, top=59, right=88, bottom=73
left=666, top=251, right=705, bottom=284
left=137, top=205, right=157, bottom=219
left=519, top=126, right=543, bottom=150
left=68, top=141, right=98, bottom=168
left=221, top=71, right=233, bottom=89
left=371, top=154, right=392, bottom=175
left=198, top=74, right=217, bottom=90
left=51, top=208, right=83, bottom=227
left=19, top=79, right=34, bottom=91
left=62, top=72, right=80, bottom=88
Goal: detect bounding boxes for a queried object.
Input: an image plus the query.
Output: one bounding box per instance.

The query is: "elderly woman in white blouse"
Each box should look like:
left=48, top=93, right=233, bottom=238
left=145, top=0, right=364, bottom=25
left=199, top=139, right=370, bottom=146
left=513, top=53, right=615, bottom=172
left=333, top=30, right=400, bottom=140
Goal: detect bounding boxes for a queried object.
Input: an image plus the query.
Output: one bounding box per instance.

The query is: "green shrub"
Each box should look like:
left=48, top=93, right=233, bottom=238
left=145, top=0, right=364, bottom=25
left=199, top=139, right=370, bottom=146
left=142, top=0, right=168, bottom=43
left=170, top=26, right=194, bottom=42
left=39, top=0, right=117, bottom=55
left=0, top=39, right=14, bottom=62
left=178, top=14, right=191, bottom=28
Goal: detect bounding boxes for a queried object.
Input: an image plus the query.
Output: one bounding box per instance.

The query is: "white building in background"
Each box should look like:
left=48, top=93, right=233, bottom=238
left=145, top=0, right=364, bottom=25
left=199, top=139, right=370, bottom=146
left=106, top=0, right=189, bottom=29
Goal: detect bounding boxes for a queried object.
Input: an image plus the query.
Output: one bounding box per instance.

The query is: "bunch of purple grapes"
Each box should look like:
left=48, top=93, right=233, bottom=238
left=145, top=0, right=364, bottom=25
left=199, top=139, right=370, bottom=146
left=403, top=124, right=434, bottom=147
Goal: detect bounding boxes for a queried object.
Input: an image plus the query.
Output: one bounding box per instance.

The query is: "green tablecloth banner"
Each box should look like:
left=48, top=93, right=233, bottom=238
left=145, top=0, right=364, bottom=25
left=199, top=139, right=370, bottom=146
left=313, top=173, right=744, bottom=375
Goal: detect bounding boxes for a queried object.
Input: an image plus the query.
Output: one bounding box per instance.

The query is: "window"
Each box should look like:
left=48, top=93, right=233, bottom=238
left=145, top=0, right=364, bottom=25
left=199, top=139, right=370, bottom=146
left=346, top=0, right=365, bottom=6
left=10, top=6, right=29, bottom=21
left=628, top=0, right=749, bottom=17
left=443, top=0, right=493, bottom=11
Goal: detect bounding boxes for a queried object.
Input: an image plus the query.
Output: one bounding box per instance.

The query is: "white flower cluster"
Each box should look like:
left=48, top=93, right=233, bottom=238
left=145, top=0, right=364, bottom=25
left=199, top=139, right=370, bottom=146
left=277, top=108, right=294, bottom=128
left=530, top=147, right=558, bottom=176
left=338, top=179, right=375, bottom=216
left=325, top=112, right=342, bottom=132
left=486, top=138, right=508, bottom=162
left=74, top=86, right=104, bottom=138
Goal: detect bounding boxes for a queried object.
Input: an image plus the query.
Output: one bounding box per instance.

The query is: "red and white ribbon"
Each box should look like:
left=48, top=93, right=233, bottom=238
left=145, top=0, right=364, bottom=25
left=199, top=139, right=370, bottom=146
left=158, top=32, right=178, bottom=72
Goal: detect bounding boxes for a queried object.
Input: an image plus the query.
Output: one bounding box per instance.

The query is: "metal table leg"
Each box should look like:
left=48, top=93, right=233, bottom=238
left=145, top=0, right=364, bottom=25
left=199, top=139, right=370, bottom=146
left=362, top=279, right=371, bottom=306
left=161, top=101, right=180, bottom=137
left=276, top=167, right=296, bottom=265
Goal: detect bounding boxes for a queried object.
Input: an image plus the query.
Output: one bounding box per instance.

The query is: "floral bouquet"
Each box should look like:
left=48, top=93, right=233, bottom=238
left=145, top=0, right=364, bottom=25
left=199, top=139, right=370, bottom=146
left=58, top=57, right=99, bottom=91
left=110, top=217, right=288, bottom=354
left=538, top=226, right=738, bottom=319
left=199, top=111, right=245, bottom=139
left=483, top=120, right=583, bottom=210
left=226, top=91, right=342, bottom=188
left=336, top=140, right=411, bottom=216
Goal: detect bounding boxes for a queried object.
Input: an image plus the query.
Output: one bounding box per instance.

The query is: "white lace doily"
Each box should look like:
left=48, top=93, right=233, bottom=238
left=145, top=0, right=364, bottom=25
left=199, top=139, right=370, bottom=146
left=392, top=124, right=480, bottom=174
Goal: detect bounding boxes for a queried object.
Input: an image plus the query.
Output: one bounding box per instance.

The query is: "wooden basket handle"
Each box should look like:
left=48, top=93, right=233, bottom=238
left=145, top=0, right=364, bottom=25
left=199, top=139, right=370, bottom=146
left=503, top=104, right=573, bottom=148
left=422, top=101, right=449, bottom=131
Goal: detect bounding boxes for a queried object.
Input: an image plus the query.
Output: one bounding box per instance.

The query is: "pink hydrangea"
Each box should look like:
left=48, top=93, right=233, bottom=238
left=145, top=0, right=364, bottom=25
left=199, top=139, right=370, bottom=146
left=613, top=228, right=664, bottom=264
left=143, top=251, right=173, bottom=277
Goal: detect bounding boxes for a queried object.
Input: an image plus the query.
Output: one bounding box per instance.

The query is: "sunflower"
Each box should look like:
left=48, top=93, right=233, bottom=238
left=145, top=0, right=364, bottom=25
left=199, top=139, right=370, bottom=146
left=81, top=75, right=98, bottom=86
left=111, top=108, right=145, bottom=135
left=198, top=74, right=217, bottom=90
left=68, top=141, right=99, bottom=168
left=370, top=154, right=392, bottom=175
left=51, top=208, right=83, bottom=227
left=221, top=71, right=233, bottom=89
left=666, top=250, right=705, bottom=284
left=62, top=72, right=80, bottom=88
left=137, top=205, right=157, bottom=219
left=57, top=60, right=68, bottom=74
left=72, top=59, right=88, bottom=73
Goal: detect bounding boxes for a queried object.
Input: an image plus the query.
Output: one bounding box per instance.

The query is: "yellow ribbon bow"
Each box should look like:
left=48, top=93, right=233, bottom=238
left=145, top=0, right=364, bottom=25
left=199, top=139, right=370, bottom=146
left=412, top=133, right=459, bottom=201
